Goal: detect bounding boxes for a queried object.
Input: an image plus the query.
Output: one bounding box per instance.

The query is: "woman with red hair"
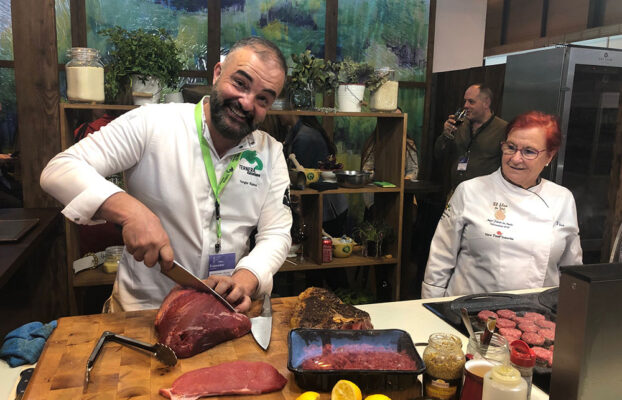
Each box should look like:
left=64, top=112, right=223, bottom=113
left=422, top=111, right=582, bottom=298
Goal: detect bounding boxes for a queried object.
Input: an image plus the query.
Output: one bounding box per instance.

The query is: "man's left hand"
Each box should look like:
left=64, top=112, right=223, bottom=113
left=204, top=269, right=259, bottom=313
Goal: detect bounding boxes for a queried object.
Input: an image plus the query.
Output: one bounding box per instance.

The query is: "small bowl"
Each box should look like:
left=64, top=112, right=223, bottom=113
left=335, top=170, right=372, bottom=188
left=320, top=170, right=338, bottom=183
left=303, top=168, right=320, bottom=184
left=332, top=237, right=355, bottom=258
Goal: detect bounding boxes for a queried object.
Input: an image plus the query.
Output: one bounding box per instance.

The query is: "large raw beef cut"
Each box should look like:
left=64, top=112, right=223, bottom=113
left=155, top=287, right=251, bottom=358
left=159, top=360, right=287, bottom=399
left=290, top=287, right=373, bottom=329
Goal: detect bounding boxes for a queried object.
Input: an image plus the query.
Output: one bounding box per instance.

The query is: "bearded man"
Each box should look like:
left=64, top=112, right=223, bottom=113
left=41, top=37, right=292, bottom=312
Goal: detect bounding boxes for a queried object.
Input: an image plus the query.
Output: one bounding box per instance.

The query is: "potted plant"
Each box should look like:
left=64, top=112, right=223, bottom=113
left=289, top=50, right=339, bottom=109
left=367, top=68, right=399, bottom=112
left=100, top=27, right=182, bottom=105
left=336, top=58, right=374, bottom=112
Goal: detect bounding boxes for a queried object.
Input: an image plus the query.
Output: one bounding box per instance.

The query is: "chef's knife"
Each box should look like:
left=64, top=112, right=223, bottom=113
left=14, top=367, right=34, bottom=400
left=161, top=260, right=237, bottom=312
left=250, top=294, right=272, bottom=351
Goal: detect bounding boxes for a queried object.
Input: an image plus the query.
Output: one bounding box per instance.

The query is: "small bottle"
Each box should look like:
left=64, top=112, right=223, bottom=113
left=422, top=333, right=465, bottom=400
left=103, top=246, right=124, bottom=273
left=482, top=364, right=527, bottom=400
left=65, top=47, right=105, bottom=103
left=509, top=340, right=536, bottom=400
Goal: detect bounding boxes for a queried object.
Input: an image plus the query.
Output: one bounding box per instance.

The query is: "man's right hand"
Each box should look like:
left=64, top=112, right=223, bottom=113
left=95, top=192, right=174, bottom=271
left=443, top=114, right=458, bottom=138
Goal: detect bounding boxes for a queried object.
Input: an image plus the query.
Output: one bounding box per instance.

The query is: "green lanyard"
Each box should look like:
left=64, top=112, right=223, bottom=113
left=194, top=99, right=243, bottom=253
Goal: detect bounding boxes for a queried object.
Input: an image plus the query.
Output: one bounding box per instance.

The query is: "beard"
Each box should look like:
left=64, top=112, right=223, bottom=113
left=209, top=87, right=257, bottom=142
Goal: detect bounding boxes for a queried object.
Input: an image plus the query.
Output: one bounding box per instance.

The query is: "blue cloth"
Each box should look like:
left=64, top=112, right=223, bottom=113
left=0, top=320, right=57, bottom=367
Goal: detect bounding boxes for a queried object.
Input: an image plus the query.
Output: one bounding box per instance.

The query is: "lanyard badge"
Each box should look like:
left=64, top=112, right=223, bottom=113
left=194, top=99, right=243, bottom=253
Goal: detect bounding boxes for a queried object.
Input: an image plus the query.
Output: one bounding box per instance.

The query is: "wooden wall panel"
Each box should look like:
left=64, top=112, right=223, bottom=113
left=430, top=64, right=506, bottom=196
left=603, top=0, right=622, bottom=26
left=207, top=0, right=221, bottom=84
left=11, top=0, right=61, bottom=207
left=485, top=0, right=504, bottom=48
left=547, top=0, right=589, bottom=37
left=505, top=0, right=543, bottom=43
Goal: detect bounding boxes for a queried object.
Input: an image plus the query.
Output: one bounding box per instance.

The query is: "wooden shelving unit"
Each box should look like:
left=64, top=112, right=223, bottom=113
left=59, top=105, right=407, bottom=310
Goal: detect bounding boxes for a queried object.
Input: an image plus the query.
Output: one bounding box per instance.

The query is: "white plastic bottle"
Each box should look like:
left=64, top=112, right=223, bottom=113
left=482, top=364, right=528, bottom=400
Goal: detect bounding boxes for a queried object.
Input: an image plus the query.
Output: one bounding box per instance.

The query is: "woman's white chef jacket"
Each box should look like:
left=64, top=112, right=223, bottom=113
left=422, top=168, right=582, bottom=298
left=40, top=103, right=292, bottom=311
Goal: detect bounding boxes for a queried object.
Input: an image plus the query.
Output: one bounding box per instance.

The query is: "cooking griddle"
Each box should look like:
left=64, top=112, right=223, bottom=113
left=423, top=288, right=559, bottom=393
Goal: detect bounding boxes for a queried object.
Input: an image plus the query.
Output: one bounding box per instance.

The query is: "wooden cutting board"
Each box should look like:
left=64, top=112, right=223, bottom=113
left=24, top=297, right=422, bottom=400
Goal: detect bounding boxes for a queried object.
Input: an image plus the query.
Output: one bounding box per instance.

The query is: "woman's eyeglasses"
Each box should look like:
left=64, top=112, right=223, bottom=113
left=500, top=141, right=547, bottom=160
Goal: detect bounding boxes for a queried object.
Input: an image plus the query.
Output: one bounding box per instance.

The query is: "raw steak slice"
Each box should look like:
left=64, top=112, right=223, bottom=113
left=496, top=309, right=516, bottom=319
left=532, top=346, right=553, bottom=366
left=290, top=287, right=373, bottom=329
left=499, top=327, right=522, bottom=341
left=535, top=319, right=556, bottom=330
left=518, top=322, right=538, bottom=333
left=522, top=332, right=544, bottom=346
left=155, top=287, right=251, bottom=358
left=477, top=310, right=498, bottom=322
left=496, top=318, right=516, bottom=328
left=523, top=312, right=546, bottom=321
left=539, top=328, right=555, bottom=342
left=160, top=361, right=287, bottom=400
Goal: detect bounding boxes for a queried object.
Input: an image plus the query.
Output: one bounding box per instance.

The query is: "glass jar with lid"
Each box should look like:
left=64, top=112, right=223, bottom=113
left=65, top=47, right=105, bottom=103
left=103, top=246, right=124, bottom=274
left=422, top=332, right=465, bottom=400
left=369, top=68, right=398, bottom=111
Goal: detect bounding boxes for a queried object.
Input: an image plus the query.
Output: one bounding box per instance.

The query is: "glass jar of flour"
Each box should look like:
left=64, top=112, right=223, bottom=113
left=66, top=47, right=105, bottom=103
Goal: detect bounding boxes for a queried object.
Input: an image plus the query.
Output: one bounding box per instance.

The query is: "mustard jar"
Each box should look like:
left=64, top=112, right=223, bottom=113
left=65, top=47, right=105, bottom=103
left=103, top=246, right=123, bottom=274
left=422, top=332, right=465, bottom=400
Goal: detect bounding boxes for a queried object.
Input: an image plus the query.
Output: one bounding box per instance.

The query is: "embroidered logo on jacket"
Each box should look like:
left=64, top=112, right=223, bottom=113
left=241, top=150, right=263, bottom=171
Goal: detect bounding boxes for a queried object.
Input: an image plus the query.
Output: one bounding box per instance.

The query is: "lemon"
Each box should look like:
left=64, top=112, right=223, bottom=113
left=364, top=395, right=392, bottom=400
left=296, top=391, right=321, bottom=400
left=331, top=380, right=362, bottom=400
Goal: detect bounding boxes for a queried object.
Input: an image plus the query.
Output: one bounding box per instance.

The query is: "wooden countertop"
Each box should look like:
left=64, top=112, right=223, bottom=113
left=24, top=297, right=422, bottom=400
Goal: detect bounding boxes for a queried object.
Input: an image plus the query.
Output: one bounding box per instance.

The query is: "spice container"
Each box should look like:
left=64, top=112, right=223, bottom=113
left=509, top=340, right=536, bottom=400
left=422, top=333, right=465, bottom=400
left=466, top=331, right=509, bottom=365
left=481, top=364, right=527, bottom=400
left=369, top=68, right=398, bottom=111
left=103, top=246, right=124, bottom=273
left=65, top=47, right=105, bottom=103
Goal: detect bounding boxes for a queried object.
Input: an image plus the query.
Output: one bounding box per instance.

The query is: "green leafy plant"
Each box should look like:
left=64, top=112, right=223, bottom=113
left=100, top=27, right=182, bottom=103
left=290, top=50, right=339, bottom=94
left=337, top=58, right=374, bottom=85
left=354, top=220, right=394, bottom=257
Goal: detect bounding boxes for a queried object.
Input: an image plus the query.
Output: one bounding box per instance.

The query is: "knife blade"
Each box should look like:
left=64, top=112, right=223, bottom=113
left=161, top=260, right=236, bottom=312
left=250, top=294, right=272, bottom=351
left=14, top=367, right=34, bottom=400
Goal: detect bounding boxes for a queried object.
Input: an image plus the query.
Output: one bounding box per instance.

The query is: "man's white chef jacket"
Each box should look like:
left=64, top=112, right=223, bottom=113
left=41, top=103, right=292, bottom=311
left=422, top=169, right=582, bottom=298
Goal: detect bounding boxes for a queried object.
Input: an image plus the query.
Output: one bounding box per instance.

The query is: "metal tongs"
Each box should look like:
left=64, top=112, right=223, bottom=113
left=83, top=331, right=177, bottom=393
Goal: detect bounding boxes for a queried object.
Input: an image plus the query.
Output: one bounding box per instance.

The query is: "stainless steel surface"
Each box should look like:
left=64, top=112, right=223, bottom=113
left=550, top=263, right=622, bottom=399
left=334, top=170, right=372, bottom=188
left=250, top=294, right=272, bottom=351
left=460, top=307, right=475, bottom=339
left=502, top=45, right=622, bottom=263
left=162, top=260, right=236, bottom=312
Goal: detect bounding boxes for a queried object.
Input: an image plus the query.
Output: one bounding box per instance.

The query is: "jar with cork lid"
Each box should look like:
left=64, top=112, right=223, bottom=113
left=66, top=47, right=105, bottom=103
